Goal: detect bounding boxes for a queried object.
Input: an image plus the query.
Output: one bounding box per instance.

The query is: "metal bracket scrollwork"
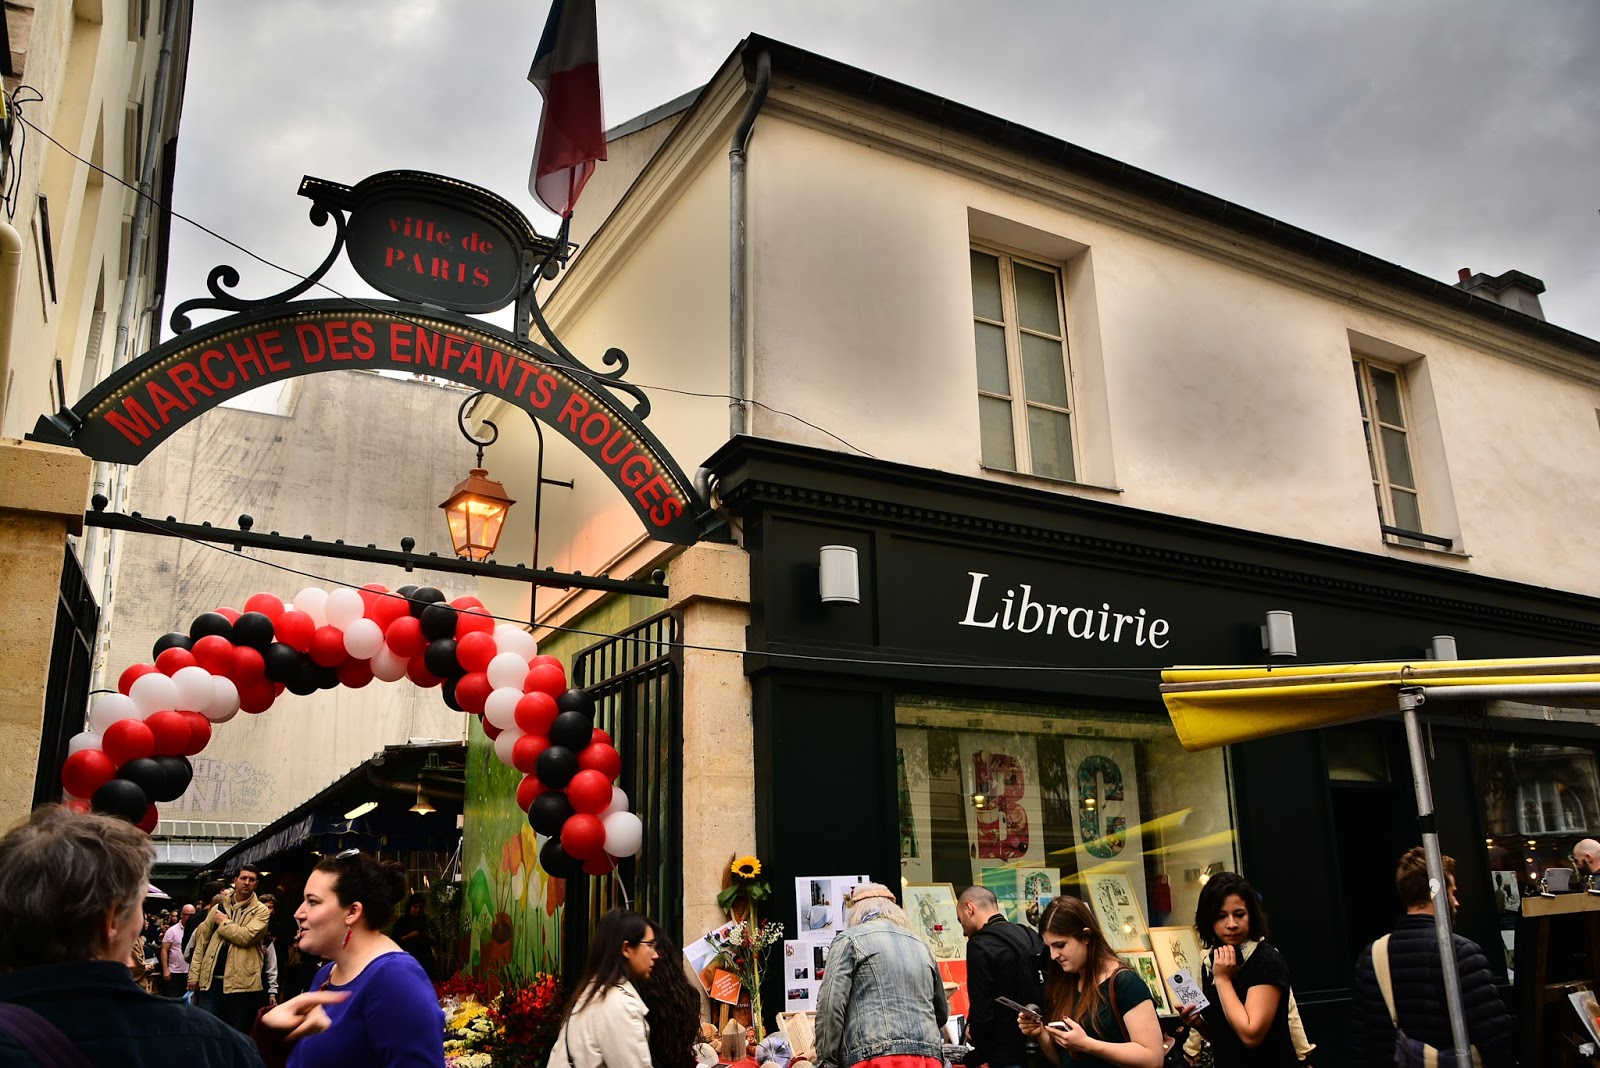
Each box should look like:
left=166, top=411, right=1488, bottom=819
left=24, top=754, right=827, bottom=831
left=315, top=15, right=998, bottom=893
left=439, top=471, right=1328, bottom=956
left=168, top=202, right=349, bottom=334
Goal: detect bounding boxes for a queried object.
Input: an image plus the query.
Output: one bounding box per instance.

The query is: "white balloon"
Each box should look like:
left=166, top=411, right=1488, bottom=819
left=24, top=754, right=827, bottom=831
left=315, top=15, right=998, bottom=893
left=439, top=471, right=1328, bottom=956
left=484, top=687, right=522, bottom=730
left=492, top=726, right=525, bottom=767
left=67, top=731, right=103, bottom=755
left=493, top=625, right=538, bottom=661
left=602, top=786, right=629, bottom=817
left=371, top=644, right=409, bottom=682
left=486, top=652, right=530, bottom=691
left=129, top=672, right=180, bottom=718
left=343, top=618, right=385, bottom=660
left=88, top=692, right=140, bottom=732
left=602, top=810, right=644, bottom=857
left=325, top=588, right=365, bottom=629
left=172, top=666, right=215, bottom=712
left=204, top=677, right=241, bottom=723
left=293, top=587, right=329, bottom=627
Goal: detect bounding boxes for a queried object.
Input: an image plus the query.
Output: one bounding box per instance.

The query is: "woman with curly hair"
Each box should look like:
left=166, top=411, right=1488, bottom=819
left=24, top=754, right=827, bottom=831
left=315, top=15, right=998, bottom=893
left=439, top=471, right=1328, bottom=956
left=636, top=919, right=705, bottom=1068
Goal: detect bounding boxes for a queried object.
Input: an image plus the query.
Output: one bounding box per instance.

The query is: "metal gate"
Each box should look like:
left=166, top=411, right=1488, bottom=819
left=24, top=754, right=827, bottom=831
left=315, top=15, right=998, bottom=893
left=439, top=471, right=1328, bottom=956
left=33, top=544, right=99, bottom=806
left=566, top=610, right=683, bottom=964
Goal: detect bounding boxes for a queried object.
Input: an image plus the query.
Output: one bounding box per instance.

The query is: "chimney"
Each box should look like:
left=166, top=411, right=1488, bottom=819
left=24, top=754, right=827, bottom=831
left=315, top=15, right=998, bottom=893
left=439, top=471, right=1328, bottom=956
left=1454, top=267, right=1546, bottom=321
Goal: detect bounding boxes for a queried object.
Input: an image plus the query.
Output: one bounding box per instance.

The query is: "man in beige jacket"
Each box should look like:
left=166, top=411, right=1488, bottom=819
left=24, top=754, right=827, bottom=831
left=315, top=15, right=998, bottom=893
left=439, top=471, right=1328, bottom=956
left=188, top=864, right=271, bottom=1033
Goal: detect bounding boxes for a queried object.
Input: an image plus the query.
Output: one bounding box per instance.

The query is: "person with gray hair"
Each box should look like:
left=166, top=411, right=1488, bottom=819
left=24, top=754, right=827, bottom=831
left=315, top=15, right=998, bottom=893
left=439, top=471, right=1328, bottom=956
left=815, top=883, right=948, bottom=1068
left=0, top=805, right=263, bottom=1066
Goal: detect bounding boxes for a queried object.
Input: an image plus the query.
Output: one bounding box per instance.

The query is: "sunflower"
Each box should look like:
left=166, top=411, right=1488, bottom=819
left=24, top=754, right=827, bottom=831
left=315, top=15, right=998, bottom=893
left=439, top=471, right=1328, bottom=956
left=731, top=855, right=762, bottom=879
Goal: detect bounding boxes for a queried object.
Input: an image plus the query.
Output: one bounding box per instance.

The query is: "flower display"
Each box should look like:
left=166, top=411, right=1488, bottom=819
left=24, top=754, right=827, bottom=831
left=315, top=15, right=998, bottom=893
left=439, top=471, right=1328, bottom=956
left=438, top=970, right=563, bottom=1068
left=731, top=855, right=762, bottom=879
left=713, top=854, right=782, bottom=1039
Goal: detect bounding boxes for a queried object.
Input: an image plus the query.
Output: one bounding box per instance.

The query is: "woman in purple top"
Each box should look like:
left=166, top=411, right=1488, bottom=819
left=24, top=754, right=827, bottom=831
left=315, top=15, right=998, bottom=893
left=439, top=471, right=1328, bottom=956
left=261, top=850, right=444, bottom=1068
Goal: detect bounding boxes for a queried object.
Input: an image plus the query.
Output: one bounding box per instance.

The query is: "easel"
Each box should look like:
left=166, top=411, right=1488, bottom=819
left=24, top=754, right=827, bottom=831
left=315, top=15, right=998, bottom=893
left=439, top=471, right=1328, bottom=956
left=1522, top=894, right=1600, bottom=1065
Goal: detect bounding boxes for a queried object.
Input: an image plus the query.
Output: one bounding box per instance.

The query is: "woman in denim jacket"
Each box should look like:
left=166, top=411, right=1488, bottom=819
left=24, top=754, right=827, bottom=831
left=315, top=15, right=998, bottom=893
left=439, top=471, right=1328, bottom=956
left=815, top=884, right=949, bottom=1068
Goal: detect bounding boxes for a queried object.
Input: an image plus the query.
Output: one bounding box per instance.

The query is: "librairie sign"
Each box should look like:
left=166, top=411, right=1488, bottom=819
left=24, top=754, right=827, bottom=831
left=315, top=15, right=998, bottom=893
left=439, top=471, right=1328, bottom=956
left=30, top=170, right=706, bottom=546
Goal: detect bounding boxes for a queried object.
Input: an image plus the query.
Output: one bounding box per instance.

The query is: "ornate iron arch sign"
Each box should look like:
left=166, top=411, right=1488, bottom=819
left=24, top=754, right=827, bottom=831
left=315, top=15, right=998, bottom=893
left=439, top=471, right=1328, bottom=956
left=29, top=170, right=707, bottom=546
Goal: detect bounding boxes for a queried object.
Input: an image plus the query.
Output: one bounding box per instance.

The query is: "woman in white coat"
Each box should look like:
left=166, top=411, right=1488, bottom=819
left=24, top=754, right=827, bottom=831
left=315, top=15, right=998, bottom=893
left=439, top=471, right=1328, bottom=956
left=549, top=909, right=661, bottom=1068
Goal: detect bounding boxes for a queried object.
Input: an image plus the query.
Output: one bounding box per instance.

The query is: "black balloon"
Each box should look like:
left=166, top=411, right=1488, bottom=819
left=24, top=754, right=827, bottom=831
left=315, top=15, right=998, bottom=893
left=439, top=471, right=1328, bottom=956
left=152, top=632, right=192, bottom=658
left=409, top=586, right=445, bottom=618
left=424, top=638, right=463, bottom=679
left=189, top=612, right=235, bottom=643
left=313, top=665, right=340, bottom=690
left=556, top=689, right=595, bottom=716
left=420, top=603, right=459, bottom=641
left=286, top=662, right=319, bottom=696
left=233, top=612, right=275, bottom=650
left=441, top=677, right=464, bottom=712
left=118, top=757, right=166, bottom=797
left=528, top=791, right=575, bottom=836
left=150, top=756, right=193, bottom=802
left=549, top=711, right=593, bottom=751
left=535, top=745, right=579, bottom=789
left=263, top=643, right=303, bottom=683
left=538, top=836, right=583, bottom=879
left=92, top=778, right=149, bottom=822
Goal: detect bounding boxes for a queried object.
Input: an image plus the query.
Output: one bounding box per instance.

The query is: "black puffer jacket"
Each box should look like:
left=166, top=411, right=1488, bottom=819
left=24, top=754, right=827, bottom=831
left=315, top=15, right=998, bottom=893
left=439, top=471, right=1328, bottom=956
left=1349, top=914, right=1515, bottom=1067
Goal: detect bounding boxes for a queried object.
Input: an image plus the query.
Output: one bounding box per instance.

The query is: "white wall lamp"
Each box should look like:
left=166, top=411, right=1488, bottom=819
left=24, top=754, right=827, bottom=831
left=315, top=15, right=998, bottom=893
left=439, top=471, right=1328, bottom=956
left=819, top=544, right=861, bottom=605
left=1261, top=610, right=1297, bottom=658
left=1427, top=635, right=1459, bottom=661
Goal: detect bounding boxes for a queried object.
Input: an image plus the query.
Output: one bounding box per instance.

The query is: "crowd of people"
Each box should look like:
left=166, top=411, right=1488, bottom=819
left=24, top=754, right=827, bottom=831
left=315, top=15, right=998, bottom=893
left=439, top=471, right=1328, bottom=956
left=0, top=802, right=1521, bottom=1068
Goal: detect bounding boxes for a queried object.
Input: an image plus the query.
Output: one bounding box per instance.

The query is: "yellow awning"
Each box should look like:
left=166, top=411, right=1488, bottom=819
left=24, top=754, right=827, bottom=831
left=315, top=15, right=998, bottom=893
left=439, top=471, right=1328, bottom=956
left=1159, top=655, right=1600, bottom=751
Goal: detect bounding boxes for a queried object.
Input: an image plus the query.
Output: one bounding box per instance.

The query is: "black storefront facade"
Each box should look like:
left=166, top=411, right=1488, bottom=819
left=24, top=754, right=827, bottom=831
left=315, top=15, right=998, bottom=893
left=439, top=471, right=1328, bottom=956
left=707, top=436, right=1600, bottom=1064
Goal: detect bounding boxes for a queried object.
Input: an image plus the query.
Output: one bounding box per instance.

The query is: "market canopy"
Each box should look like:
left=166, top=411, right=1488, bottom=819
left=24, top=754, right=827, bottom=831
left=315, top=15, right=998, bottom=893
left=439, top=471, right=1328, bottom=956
left=1159, top=654, right=1600, bottom=751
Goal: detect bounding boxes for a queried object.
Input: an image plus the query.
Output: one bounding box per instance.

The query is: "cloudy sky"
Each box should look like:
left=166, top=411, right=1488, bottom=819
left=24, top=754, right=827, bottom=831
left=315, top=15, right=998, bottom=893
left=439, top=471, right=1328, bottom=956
left=169, top=0, right=1599, bottom=340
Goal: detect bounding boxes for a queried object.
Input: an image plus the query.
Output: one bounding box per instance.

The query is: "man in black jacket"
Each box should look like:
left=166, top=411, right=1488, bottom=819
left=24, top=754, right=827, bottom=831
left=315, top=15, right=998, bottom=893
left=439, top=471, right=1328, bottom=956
left=958, top=886, right=1044, bottom=1068
left=1349, top=848, right=1514, bottom=1067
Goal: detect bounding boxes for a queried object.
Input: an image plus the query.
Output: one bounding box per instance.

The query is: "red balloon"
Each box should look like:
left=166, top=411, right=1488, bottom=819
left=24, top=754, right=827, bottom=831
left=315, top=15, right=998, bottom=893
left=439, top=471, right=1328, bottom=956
left=455, top=606, right=495, bottom=638
left=243, top=592, right=285, bottom=621
left=230, top=646, right=267, bottom=685
left=336, top=658, right=375, bottom=689
left=63, top=798, right=92, bottom=814
left=155, top=647, right=197, bottom=676
left=590, top=727, right=613, bottom=748
left=276, top=610, right=315, bottom=652
left=179, top=711, right=212, bottom=755
left=61, top=749, right=117, bottom=798
left=385, top=615, right=428, bottom=658
left=582, top=853, right=617, bottom=876
left=524, top=663, right=566, bottom=699
left=450, top=595, right=486, bottom=611
left=566, top=768, right=614, bottom=814
left=309, top=626, right=347, bottom=668
left=529, top=654, right=564, bottom=671
left=101, top=719, right=156, bottom=766
left=512, top=733, right=550, bottom=774
left=136, top=803, right=160, bottom=834
left=191, top=635, right=237, bottom=676
left=514, top=692, right=559, bottom=736
left=144, top=710, right=190, bottom=757
left=406, top=656, right=443, bottom=689
left=368, top=590, right=410, bottom=629
left=515, top=775, right=542, bottom=812
left=577, top=742, right=623, bottom=781
left=239, top=679, right=276, bottom=713
left=481, top=716, right=503, bottom=741
left=357, top=584, right=390, bottom=615
left=560, top=813, right=607, bottom=861
left=455, top=672, right=493, bottom=715
left=456, top=631, right=497, bottom=674
left=214, top=607, right=241, bottom=624
left=118, top=663, right=158, bottom=695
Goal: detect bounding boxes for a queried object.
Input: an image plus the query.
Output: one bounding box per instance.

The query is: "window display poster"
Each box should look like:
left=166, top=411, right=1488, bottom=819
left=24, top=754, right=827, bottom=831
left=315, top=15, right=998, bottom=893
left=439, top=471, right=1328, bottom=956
left=795, top=875, right=869, bottom=943
left=1061, top=738, right=1144, bottom=909
left=979, top=864, right=1023, bottom=923
left=1083, top=869, right=1149, bottom=952
left=898, top=730, right=934, bottom=883
left=1018, top=867, right=1059, bottom=928
left=784, top=940, right=825, bottom=1012
left=959, top=733, right=1047, bottom=870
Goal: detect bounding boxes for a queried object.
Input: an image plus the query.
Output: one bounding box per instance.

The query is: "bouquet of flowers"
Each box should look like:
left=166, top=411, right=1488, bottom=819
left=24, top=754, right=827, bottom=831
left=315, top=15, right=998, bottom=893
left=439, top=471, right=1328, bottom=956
left=442, top=989, right=497, bottom=1068
left=494, top=972, right=563, bottom=1068
left=437, top=970, right=563, bottom=1068
left=713, top=857, right=785, bottom=1040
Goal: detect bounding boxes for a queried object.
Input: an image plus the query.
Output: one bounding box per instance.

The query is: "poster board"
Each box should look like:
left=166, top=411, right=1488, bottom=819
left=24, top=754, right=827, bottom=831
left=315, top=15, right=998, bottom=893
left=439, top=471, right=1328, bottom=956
left=783, top=940, right=825, bottom=1011
left=1149, top=925, right=1205, bottom=986
left=794, top=874, right=867, bottom=943
left=904, top=882, right=966, bottom=961
left=1082, top=869, right=1149, bottom=952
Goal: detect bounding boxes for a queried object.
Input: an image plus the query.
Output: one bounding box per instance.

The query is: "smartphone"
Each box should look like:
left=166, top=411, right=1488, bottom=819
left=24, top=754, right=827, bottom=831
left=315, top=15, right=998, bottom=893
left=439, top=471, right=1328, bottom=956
left=994, top=996, right=1042, bottom=1021
left=1045, top=1021, right=1073, bottom=1033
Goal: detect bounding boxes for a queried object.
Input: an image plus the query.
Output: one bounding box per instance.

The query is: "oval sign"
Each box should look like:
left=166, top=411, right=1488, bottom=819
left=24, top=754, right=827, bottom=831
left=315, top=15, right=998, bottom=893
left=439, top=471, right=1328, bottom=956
left=345, top=196, right=522, bottom=314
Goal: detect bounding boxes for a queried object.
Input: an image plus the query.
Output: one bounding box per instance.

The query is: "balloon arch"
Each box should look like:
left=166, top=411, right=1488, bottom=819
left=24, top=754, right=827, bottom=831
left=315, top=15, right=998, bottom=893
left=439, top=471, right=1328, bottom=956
left=59, top=583, right=641, bottom=878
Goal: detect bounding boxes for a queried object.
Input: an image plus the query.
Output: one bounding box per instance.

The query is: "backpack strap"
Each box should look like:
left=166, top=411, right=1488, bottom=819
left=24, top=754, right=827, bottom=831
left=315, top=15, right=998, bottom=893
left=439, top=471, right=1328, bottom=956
left=0, top=1004, right=95, bottom=1068
left=1371, top=935, right=1399, bottom=1027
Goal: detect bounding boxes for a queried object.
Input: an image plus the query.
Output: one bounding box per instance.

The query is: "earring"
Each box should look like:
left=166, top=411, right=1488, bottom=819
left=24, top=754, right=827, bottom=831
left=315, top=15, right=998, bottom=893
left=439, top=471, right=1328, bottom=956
left=342, top=927, right=352, bottom=950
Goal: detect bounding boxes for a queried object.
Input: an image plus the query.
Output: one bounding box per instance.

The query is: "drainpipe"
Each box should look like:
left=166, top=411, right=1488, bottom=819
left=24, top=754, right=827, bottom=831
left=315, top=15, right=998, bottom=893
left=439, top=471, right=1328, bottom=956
left=728, top=50, right=770, bottom=439
left=0, top=220, right=23, bottom=428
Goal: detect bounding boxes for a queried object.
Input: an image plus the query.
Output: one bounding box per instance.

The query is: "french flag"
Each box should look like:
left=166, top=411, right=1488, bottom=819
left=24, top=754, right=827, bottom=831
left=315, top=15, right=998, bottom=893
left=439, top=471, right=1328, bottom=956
left=527, top=0, right=607, bottom=219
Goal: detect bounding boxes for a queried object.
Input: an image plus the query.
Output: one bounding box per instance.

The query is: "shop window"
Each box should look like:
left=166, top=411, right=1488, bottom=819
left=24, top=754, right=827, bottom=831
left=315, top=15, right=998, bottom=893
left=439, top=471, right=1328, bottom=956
left=969, top=248, right=1076, bottom=481
left=1477, top=740, right=1600, bottom=878
left=895, top=696, right=1238, bottom=948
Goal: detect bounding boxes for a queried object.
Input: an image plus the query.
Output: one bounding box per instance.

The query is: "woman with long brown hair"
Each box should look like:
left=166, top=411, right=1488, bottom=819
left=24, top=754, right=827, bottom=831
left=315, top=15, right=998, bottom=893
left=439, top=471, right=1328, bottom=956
left=1017, top=897, right=1162, bottom=1068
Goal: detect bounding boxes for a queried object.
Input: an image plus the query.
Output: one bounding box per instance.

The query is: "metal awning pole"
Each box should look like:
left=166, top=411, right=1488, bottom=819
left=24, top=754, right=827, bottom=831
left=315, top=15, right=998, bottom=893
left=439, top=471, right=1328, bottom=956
left=1398, top=687, right=1472, bottom=1062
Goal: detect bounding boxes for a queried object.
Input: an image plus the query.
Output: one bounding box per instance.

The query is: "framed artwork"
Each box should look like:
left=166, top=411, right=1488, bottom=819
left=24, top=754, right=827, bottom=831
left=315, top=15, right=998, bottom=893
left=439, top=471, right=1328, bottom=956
left=1149, top=925, right=1205, bottom=987
left=904, top=882, right=966, bottom=961
left=1120, top=951, right=1173, bottom=1016
left=1082, top=868, right=1148, bottom=952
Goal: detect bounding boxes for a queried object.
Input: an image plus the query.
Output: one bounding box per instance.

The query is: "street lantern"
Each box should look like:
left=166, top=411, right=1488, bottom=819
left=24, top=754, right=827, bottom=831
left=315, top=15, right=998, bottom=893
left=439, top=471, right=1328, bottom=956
left=443, top=393, right=516, bottom=561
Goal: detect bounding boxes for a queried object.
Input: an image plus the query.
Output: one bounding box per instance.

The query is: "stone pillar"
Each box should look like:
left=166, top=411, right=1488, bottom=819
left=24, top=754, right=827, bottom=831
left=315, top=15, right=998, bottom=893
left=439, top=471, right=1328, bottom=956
left=0, top=438, right=92, bottom=825
left=666, top=540, right=754, bottom=939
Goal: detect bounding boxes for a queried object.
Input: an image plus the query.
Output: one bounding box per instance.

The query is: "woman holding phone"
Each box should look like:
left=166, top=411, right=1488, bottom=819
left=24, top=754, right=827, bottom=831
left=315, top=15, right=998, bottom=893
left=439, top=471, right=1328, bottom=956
left=1177, top=872, right=1296, bottom=1067
left=1017, top=898, right=1162, bottom=1068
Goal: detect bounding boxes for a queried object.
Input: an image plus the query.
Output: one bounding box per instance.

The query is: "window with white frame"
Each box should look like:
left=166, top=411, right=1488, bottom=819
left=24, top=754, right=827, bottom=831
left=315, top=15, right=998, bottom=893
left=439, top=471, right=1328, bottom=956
left=970, top=248, right=1075, bottom=480
left=1352, top=357, right=1425, bottom=538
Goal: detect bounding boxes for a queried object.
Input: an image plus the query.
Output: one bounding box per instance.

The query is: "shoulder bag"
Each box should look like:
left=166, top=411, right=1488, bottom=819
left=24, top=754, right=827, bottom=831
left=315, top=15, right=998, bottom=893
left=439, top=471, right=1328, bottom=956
left=1371, top=935, right=1483, bottom=1068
